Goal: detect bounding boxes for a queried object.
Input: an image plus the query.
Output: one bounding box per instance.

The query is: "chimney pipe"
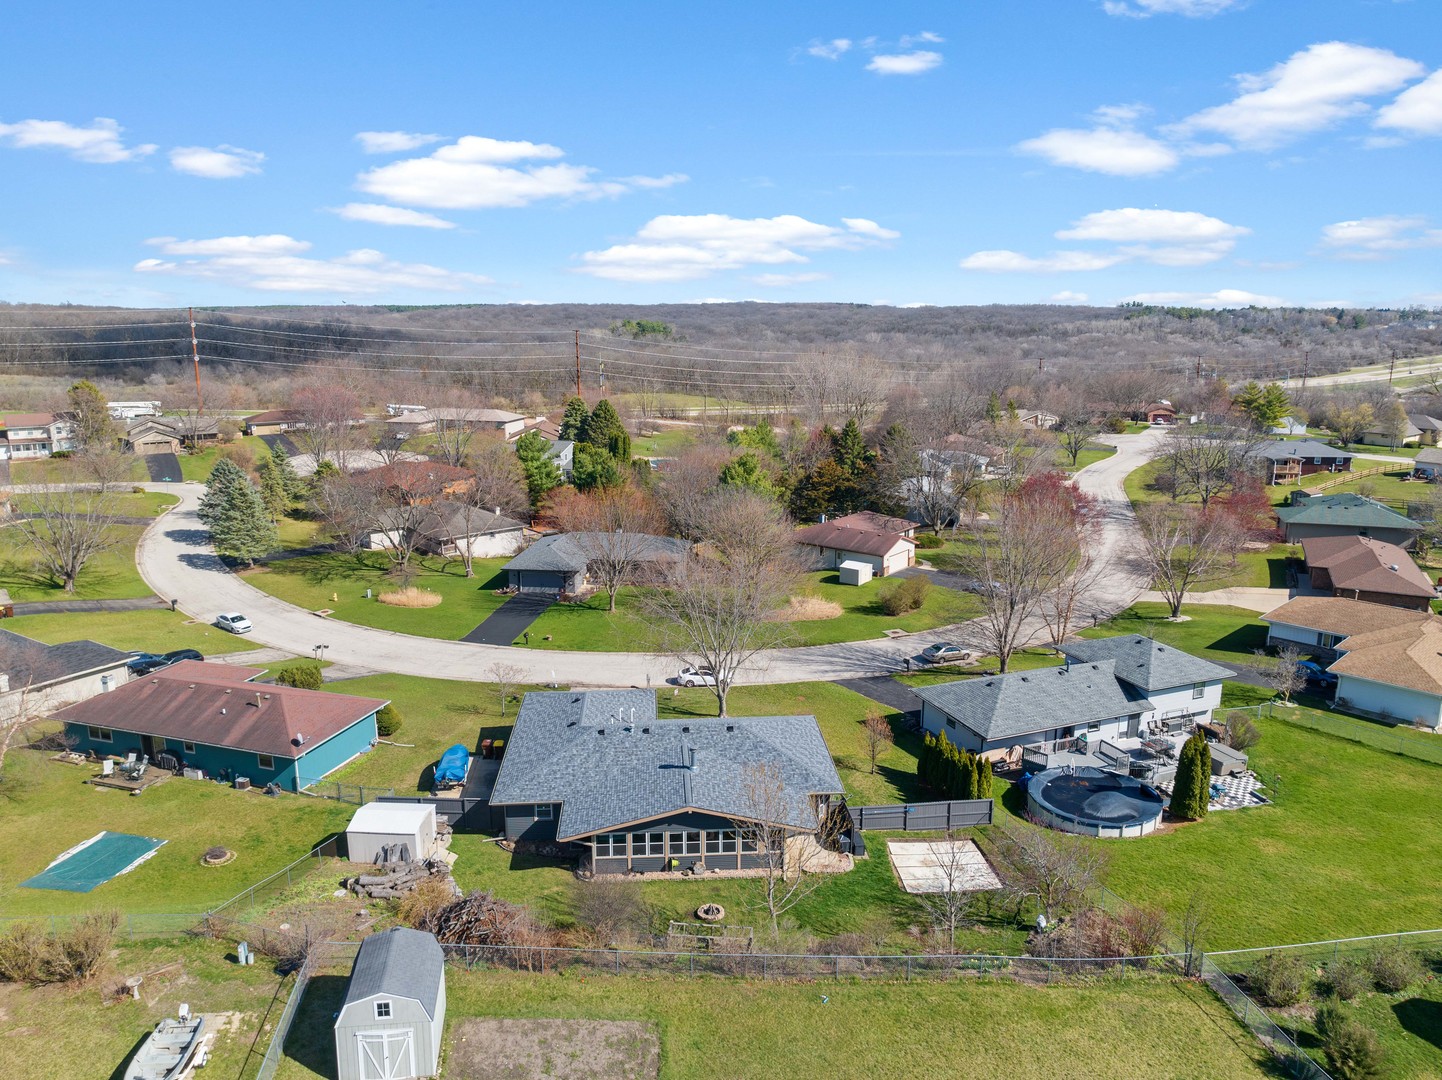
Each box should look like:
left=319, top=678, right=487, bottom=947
left=688, top=748, right=697, bottom=771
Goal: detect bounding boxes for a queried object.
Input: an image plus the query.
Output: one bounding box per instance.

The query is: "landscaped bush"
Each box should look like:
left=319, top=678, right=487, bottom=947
left=274, top=663, right=323, bottom=690
left=1223, top=712, right=1261, bottom=751
left=879, top=575, right=929, bottom=616
left=376, top=703, right=403, bottom=737
left=1324, top=957, right=1371, bottom=1001
left=0, top=911, right=118, bottom=985
left=1316, top=1000, right=1386, bottom=1080
left=1104, top=415, right=1127, bottom=434
left=1367, top=943, right=1425, bottom=992
left=379, top=586, right=442, bottom=608
left=913, top=532, right=945, bottom=550
left=1248, top=950, right=1310, bottom=1007
left=570, top=876, right=651, bottom=945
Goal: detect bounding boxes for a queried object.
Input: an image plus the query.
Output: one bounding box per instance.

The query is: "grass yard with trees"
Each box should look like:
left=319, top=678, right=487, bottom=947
left=1, top=609, right=260, bottom=656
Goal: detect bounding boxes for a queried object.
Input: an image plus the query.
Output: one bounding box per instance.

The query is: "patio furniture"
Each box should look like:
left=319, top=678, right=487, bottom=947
left=101, top=759, right=115, bottom=778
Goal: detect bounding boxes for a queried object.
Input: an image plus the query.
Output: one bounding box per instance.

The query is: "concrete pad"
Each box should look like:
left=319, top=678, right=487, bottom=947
left=887, top=839, right=1002, bottom=894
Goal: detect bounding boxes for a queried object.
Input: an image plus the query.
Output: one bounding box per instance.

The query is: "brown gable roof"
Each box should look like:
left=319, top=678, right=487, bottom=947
left=828, top=511, right=916, bottom=536
left=52, top=660, right=387, bottom=758
left=1329, top=620, right=1442, bottom=696
left=358, top=460, right=472, bottom=494
left=1261, top=596, right=1432, bottom=638
left=2, top=413, right=56, bottom=429
left=1303, top=535, right=1435, bottom=599
left=246, top=409, right=303, bottom=425
left=793, top=521, right=915, bottom=559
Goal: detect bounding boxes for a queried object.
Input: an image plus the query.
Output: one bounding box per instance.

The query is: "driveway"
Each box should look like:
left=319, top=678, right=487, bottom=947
left=11, top=596, right=169, bottom=616
left=1069, top=431, right=1167, bottom=615
left=256, top=433, right=299, bottom=456
left=141, top=452, right=183, bottom=483
left=462, top=594, right=555, bottom=646
left=834, top=676, right=921, bottom=716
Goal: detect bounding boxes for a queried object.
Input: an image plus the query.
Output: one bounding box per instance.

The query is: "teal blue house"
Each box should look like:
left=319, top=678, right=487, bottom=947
left=57, top=660, right=387, bottom=791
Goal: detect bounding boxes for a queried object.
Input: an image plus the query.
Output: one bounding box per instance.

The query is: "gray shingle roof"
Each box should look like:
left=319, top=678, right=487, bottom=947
left=1247, top=439, right=1352, bottom=462
left=341, top=928, right=444, bottom=1020
left=502, top=532, right=689, bottom=574
left=0, top=629, right=130, bottom=689
left=1056, top=635, right=1234, bottom=691
left=1275, top=493, right=1421, bottom=532
left=489, top=690, right=844, bottom=840
left=375, top=501, right=525, bottom=542
left=913, top=661, right=1152, bottom=743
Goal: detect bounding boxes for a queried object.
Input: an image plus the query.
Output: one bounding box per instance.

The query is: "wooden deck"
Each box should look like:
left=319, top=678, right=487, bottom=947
left=89, top=766, right=173, bottom=794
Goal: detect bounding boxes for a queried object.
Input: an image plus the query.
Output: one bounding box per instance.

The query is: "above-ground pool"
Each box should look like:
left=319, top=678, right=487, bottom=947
left=1027, top=767, right=1165, bottom=838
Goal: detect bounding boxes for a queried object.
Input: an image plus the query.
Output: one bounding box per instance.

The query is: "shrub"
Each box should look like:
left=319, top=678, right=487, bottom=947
left=0, top=911, right=118, bottom=985
left=1249, top=950, right=1310, bottom=1007
left=378, top=586, right=442, bottom=608
left=880, top=575, right=930, bottom=616
left=274, top=663, right=323, bottom=690
left=376, top=703, right=402, bottom=737
left=397, top=876, right=458, bottom=929
left=1316, top=1000, right=1386, bottom=1080
left=1324, top=958, right=1371, bottom=1001
left=1367, top=944, right=1425, bottom=992
left=1104, top=415, right=1127, bottom=434
left=913, top=532, right=945, bottom=549
left=570, top=877, right=650, bottom=945
left=1223, top=713, right=1261, bottom=751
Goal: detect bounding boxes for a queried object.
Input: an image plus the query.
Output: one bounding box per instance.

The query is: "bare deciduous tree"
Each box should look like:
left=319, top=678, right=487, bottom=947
left=862, top=712, right=894, bottom=775
left=1160, top=424, right=1259, bottom=507
left=487, top=662, right=526, bottom=716
left=909, top=445, right=985, bottom=532
left=991, top=824, right=1108, bottom=921
left=291, top=381, right=363, bottom=470
left=445, top=442, right=530, bottom=578
left=1135, top=505, right=1244, bottom=619
left=552, top=488, right=668, bottom=611
left=1257, top=643, right=1307, bottom=705
left=312, top=470, right=385, bottom=554
left=10, top=480, right=121, bottom=593
left=730, top=761, right=830, bottom=937
left=915, top=832, right=977, bottom=950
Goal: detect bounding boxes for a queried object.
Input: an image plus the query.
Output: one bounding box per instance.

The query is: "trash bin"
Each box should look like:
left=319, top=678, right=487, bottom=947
left=481, top=738, right=493, bottom=759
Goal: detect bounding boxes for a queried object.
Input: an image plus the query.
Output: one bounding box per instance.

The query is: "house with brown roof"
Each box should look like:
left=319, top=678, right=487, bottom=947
left=1141, top=401, right=1178, bottom=425
left=55, top=660, right=388, bottom=790
left=793, top=520, right=916, bottom=579
left=1301, top=535, right=1437, bottom=610
left=1261, top=596, right=1442, bottom=726
left=827, top=511, right=917, bottom=538
left=244, top=409, right=308, bottom=436
left=356, top=461, right=474, bottom=504
left=0, top=413, right=76, bottom=459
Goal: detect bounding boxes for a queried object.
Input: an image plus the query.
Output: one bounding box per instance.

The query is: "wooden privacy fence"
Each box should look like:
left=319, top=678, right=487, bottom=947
left=848, top=798, right=993, bottom=832
left=373, top=793, right=494, bottom=829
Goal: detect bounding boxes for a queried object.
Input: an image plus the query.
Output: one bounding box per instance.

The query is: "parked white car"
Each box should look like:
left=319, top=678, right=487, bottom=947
left=215, top=612, right=253, bottom=634
left=678, top=666, right=717, bottom=688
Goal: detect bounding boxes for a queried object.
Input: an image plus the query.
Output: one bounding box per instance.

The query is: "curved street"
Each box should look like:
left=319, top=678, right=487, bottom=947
left=133, top=432, right=1162, bottom=687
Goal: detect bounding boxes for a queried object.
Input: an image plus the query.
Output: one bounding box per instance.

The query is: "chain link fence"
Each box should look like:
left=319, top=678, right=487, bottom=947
left=205, top=836, right=342, bottom=919
left=297, top=777, right=396, bottom=805
left=1271, top=705, right=1442, bottom=766
left=1198, top=954, right=1333, bottom=1080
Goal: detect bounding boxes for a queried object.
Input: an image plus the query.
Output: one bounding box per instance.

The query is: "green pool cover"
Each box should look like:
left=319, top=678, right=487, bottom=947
left=21, top=831, right=167, bottom=893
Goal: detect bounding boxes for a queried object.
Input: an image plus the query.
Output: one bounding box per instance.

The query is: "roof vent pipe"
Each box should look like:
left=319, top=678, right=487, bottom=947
left=689, top=748, right=697, bottom=771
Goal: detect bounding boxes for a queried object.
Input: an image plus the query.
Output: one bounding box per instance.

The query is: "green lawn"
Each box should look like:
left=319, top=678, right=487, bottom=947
left=174, top=436, right=273, bottom=482
left=3, top=936, right=297, bottom=1080
left=1093, top=718, right=1442, bottom=949
left=1187, top=543, right=1296, bottom=592
left=635, top=426, right=698, bottom=458
left=1078, top=603, right=1268, bottom=666
left=1289, top=469, right=1427, bottom=512
left=1281, top=962, right=1442, bottom=1080
left=8, top=456, right=148, bottom=485
left=1058, top=443, right=1117, bottom=473
left=242, top=551, right=512, bottom=638
left=275, top=966, right=1269, bottom=1080
left=0, top=748, right=352, bottom=916
left=523, top=571, right=981, bottom=652
left=2, top=609, right=260, bottom=655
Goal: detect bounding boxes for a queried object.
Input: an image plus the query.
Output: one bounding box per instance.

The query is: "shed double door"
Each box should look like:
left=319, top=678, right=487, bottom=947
left=357, top=1030, right=415, bottom=1080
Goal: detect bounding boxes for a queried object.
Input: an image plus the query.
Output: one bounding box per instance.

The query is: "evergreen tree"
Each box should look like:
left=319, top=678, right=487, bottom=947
left=257, top=450, right=294, bottom=523
left=977, top=756, right=993, bottom=799
left=727, top=420, right=782, bottom=459
left=515, top=431, right=563, bottom=506
left=270, top=443, right=304, bottom=502
left=832, top=418, right=871, bottom=475
left=1233, top=381, right=1291, bottom=430
left=1169, top=732, right=1212, bottom=821
left=985, top=391, right=1003, bottom=424
left=572, top=443, right=622, bottom=491
left=209, top=477, right=278, bottom=566
left=559, top=396, right=589, bottom=441
left=199, top=458, right=247, bottom=526
left=581, top=398, right=631, bottom=462
left=921, top=734, right=936, bottom=789
left=66, top=379, right=116, bottom=451
left=718, top=451, right=778, bottom=498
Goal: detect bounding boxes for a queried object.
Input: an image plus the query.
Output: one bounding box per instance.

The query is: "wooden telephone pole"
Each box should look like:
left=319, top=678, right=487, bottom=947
left=574, top=330, right=582, bottom=398
left=189, top=307, right=204, bottom=412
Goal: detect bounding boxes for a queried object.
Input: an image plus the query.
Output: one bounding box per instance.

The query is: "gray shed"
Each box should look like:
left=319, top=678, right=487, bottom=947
left=345, top=802, right=438, bottom=865
left=334, top=928, right=446, bottom=1080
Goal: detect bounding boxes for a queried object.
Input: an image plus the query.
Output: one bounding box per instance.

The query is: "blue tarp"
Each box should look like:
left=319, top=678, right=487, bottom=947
left=21, top=831, right=166, bottom=893
left=434, top=743, right=470, bottom=787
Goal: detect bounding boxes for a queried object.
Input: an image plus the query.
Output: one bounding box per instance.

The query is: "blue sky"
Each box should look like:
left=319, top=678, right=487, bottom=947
left=0, top=0, right=1438, bottom=309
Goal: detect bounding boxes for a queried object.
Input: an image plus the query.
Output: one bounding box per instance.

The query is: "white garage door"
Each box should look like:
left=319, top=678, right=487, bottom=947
left=358, top=1030, right=415, bottom=1080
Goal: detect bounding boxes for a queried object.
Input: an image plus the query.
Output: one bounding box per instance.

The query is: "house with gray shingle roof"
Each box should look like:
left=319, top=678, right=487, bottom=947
left=502, top=532, right=690, bottom=594
left=488, top=689, right=845, bottom=875
left=1275, top=492, right=1422, bottom=547
left=0, top=628, right=132, bottom=722
left=916, top=637, right=1233, bottom=757
left=1246, top=439, right=1352, bottom=484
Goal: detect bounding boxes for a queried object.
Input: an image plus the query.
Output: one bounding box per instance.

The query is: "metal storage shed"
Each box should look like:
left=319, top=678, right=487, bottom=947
left=345, top=803, right=437, bottom=865
left=838, top=559, right=874, bottom=586
left=334, top=927, right=446, bottom=1080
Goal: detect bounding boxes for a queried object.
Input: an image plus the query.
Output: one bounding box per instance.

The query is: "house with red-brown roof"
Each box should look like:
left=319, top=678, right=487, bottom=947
left=0, top=412, right=76, bottom=459
left=356, top=461, right=474, bottom=504
left=1301, top=535, right=1436, bottom=611
left=793, top=520, right=916, bottom=580
left=55, top=660, right=388, bottom=791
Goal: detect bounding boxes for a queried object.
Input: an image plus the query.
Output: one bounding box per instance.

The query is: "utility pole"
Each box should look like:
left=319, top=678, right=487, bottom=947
left=189, top=306, right=204, bottom=412
left=1301, top=349, right=1309, bottom=390
left=574, top=330, right=582, bottom=399
left=1389, top=349, right=1397, bottom=385
left=1195, top=355, right=1202, bottom=381
left=1037, top=357, right=1045, bottom=374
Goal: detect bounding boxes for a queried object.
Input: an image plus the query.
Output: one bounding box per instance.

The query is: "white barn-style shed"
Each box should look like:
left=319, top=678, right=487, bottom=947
left=334, top=928, right=447, bottom=1080
left=346, top=803, right=438, bottom=865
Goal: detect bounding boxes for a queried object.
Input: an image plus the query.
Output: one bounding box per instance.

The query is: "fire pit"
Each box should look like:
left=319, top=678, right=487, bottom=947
left=695, top=903, right=725, bottom=923
left=201, top=847, right=236, bottom=866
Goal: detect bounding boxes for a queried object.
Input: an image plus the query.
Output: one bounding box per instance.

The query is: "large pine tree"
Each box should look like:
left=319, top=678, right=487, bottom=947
left=1169, top=732, right=1212, bottom=821
left=559, top=396, right=589, bottom=441
left=198, top=458, right=247, bottom=526
left=210, top=477, right=278, bottom=566
left=581, top=398, right=630, bottom=462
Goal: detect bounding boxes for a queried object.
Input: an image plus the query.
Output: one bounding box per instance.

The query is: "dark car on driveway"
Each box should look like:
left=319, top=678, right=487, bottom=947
left=127, top=648, right=203, bottom=676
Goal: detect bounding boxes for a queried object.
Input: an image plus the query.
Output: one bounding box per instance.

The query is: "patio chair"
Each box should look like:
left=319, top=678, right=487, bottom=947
left=100, top=759, right=115, bottom=778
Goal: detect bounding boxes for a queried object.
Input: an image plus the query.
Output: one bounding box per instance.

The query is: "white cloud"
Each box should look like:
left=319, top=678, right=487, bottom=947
left=1375, top=70, right=1442, bottom=137
left=900, top=31, right=945, bottom=47
left=577, top=214, right=897, bottom=282
left=332, top=203, right=457, bottom=229
left=807, top=38, right=852, bottom=60
left=1051, top=291, right=1090, bottom=303
left=866, top=51, right=943, bottom=76
left=168, top=144, right=264, bottom=179
left=1319, top=215, right=1442, bottom=255
left=1170, top=42, right=1425, bottom=148
left=1017, top=126, right=1179, bottom=176
left=135, top=234, right=489, bottom=293
left=964, top=207, right=1248, bottom=272
left=1103, top=0, right=1244, bottom=16
left=355, top=135, right=683, bottom=210
left=750, top=272, right=830, bottom=286
left=961, top=250, right=1127, bottom=273
left=355, top=130, right=445, bottom=154
left=1121, top=288, right=1284, bottom=307
left=0, top=117, right=155, bottom=163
